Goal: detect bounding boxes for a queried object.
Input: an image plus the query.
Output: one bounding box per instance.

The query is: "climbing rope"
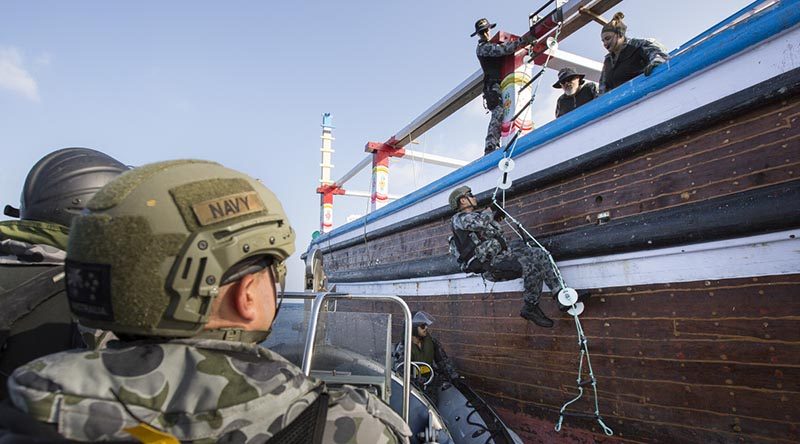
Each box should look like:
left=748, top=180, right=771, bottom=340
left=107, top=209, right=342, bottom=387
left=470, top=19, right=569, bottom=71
left=490, top=162, right=613, bottom=437
left=554, top=314, right=615, bottom=436
left=485, top=20, right=612, bottom=434
left=506, top=22, right=564, bottom=155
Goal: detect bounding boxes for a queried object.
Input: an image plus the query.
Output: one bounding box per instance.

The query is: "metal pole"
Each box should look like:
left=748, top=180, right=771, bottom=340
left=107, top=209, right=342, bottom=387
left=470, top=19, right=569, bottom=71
left=370, top=151, right=391, bottom=211
left=319, top=114, right=335, bottom=232
left=332, top=155, right=372, bottom=189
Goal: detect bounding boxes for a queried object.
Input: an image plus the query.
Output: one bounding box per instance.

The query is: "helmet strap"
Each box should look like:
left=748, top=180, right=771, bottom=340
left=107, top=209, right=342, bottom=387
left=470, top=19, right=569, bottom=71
left=194, top=328, right=270, bottom=343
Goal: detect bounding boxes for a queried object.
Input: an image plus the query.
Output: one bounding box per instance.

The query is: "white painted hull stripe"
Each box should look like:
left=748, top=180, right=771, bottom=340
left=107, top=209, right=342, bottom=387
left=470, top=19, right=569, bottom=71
left=333, top=230, right=799, bottom=296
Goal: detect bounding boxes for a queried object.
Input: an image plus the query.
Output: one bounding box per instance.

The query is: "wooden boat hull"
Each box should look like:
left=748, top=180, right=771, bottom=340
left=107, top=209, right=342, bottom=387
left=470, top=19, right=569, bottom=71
left=307, top=6, right=800, bottom=442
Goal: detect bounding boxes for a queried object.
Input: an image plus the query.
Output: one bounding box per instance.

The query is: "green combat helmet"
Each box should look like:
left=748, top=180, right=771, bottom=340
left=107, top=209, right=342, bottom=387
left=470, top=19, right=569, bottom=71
left=448, top=186, right=472, bottom=211
left=64, top=160, right=295, bottom=339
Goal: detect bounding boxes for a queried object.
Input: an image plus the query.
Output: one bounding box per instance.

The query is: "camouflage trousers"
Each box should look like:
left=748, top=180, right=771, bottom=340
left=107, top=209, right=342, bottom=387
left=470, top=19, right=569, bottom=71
left=484, top=84, right=504, bottom=154
left=483, top=240, right=561, bottom=306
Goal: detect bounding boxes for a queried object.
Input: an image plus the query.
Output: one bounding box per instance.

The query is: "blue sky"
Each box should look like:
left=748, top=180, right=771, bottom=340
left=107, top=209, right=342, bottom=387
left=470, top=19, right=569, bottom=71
left=0, top=0, right=754, bottom=289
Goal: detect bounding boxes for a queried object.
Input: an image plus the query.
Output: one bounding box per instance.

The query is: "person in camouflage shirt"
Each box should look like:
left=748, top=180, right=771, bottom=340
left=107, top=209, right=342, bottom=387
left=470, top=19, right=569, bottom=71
left=599, top=12, right=669, bottom=94
left=0, top=148, right=127, bottom=400
left=448, top=186, right=564, bottom=328
left=0, top=160, right=411, bottom=443
left=472, top=18, right=533, bottom=155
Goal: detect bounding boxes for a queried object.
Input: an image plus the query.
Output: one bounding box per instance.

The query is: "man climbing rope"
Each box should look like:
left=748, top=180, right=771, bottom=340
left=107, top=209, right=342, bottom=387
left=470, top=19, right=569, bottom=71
left=449, top=186, right=588, bottom=328
left=472, top=18, right=533, bottom=155
left=449, top=186, right=589, bottom=328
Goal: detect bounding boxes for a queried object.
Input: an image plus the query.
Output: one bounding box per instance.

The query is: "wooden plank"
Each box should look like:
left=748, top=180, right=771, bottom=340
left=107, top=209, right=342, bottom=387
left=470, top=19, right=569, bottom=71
left=452, top=356, right=799, bottom=421
left=674, top=318, right=800, bottom=342
left=470, top=376, right=799, bottom=443
left=487, top=395, right=798, bottom=444
left=332, top=275, right=800, bottom=441
left=395, top=277, right=800, bottom=321
left=434, top=328, right=800, bottom=367
left=520, top=131, right=800, bottom=234
left=423, top=315, right=800, bottom=342
left=443, top=344, right=800, bottom=393
left=343, top=275, right=800, bottom=321
left=517, top=98, right=799, bottom=211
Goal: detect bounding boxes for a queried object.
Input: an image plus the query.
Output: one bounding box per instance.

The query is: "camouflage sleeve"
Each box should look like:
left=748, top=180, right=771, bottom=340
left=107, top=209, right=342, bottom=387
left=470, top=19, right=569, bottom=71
left=77, top=323, right=117, bottom=349
left=325, top=386, right=411, bottom=444
left=452, top=209, right=494, bottom=232
left=476, top=37, right=528, bottom=57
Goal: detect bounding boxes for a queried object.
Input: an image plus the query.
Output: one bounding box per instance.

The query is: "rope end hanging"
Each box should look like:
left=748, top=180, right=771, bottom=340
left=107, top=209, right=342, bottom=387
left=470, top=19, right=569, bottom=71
left=597, top=418, right=614, bottom=436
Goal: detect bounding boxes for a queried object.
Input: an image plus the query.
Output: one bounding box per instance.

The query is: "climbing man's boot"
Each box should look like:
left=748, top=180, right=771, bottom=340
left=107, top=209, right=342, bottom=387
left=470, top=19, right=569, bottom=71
left=520, top=304, right=554, bottom=328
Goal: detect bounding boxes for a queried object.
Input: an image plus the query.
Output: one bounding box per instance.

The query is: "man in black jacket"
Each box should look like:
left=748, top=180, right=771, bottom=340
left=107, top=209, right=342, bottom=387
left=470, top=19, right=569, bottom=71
left=599, top=12, right=669, bottom=93
left=554, top=67, right=599, bottom=118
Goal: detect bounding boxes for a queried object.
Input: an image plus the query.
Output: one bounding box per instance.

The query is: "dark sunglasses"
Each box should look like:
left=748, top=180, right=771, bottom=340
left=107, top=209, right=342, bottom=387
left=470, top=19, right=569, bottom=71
left=560, top=76, right=579, bottom=86
left=221, top=255, right=273, bottom=286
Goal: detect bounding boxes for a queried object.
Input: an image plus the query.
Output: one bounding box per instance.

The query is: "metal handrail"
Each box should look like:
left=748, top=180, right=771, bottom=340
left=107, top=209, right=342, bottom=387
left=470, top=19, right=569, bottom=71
left=282, top=291, right=413, bottom=423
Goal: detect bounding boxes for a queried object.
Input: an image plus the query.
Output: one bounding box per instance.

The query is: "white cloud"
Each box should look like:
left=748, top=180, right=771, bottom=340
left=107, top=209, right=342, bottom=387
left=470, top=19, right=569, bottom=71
left=0, top=47, right=40, bottom=102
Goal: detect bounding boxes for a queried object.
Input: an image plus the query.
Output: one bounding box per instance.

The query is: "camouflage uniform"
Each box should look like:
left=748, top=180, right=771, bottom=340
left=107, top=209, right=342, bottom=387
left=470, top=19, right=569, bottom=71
left=5, top=339, right=409, bottom=443
left=452, top=209, right=561, bottom=306
left=1, top=160, right=412, bottom=443
left=476, top=37, right=529, bottom=154
left=0, top=223, right=68, bottom=264
left=1, top=148, right=127, bottom=400
left=0, top=220, right=79, bottom=400
left=0, top=222, right=116, bottom=400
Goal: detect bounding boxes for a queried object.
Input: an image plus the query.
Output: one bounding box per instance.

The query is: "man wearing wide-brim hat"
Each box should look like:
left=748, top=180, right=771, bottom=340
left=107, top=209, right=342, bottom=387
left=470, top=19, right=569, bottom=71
left=553, top=67, right=599, bottom=118
left=472, top=18, right=533, bottom=156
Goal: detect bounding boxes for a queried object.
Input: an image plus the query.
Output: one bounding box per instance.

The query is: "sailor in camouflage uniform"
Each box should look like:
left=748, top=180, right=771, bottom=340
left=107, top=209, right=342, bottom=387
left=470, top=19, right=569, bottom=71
left=472, top=18, right=533, bottom=155
left=1, top=160, right=411, bottom=443
left=0, top=148, right=127, bottom=400
left=449, top=186, right=564, bottom=328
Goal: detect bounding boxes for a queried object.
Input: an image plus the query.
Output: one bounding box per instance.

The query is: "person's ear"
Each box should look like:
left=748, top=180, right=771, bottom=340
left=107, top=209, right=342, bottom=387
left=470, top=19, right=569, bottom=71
left=233, top=273, right=259, bottom=321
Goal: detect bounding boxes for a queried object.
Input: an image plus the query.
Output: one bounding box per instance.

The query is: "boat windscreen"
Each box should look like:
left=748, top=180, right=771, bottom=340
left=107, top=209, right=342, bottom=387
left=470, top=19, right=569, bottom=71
left=262, top=301, right=392, bottom=379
